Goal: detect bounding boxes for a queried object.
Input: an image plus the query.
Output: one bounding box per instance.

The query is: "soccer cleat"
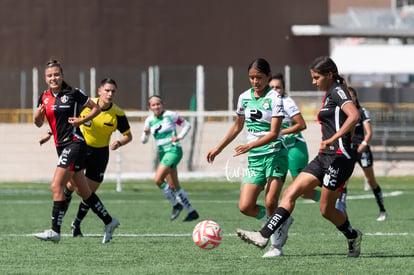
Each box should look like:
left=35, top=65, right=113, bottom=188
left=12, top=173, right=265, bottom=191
left=272, top=216, right=293, bottom=247
left=376, top=211, right=388, bottom=221
left=183, top=210, right=199, bottom=222
left=71, top=222, right=83, bottom=237
left=236, top=229, right=269, bottom=249
left=102, top=217, right=120, bottom=244
left=262, top=245, right=283, bottom=258
left=347, top=229, right=362, bottom=257
left=170, top=203, right=184, bottom=221
left=34, top=229, right=61, bottom=243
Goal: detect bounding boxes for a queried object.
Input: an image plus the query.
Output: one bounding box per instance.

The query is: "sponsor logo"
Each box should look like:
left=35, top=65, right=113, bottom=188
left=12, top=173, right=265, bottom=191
left=337, top=89, right=347, bottom=100
left=60, top=95, right=69, bottom=103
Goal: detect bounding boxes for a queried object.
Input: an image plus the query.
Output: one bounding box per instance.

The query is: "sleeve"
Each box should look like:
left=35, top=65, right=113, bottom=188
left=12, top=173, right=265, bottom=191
left=177, top=118, right=191, bottom=140
left=141, top=116, right=150, bottom=144
left=37, top=93, right=44, bottom=106
left=332, top=87, right=352, bottom=109
left=361, top=108, right=371, bottom=123
left=74, top=88, right=89, bottom=107
left=235, top=94, right=245, bottom=116
left=173, top=112, right=191, bottom=140
left=272, top=94, right=284, bottom=117
left=284, top=96, right=301, bottom=118
left=116, top=114, right=131, bottom=135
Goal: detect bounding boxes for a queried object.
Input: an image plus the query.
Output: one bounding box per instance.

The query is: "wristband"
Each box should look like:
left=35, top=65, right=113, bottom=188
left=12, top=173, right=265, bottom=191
left=47, top=130, right=52, bottom=136
left=361, top=141, right=367, bottom=146
left=117, top=140, right=122, bottom=147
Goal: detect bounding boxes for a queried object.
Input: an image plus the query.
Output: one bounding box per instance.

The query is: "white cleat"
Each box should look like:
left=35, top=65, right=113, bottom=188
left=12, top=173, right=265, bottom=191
left=262, top=245, right=283, bottom=258
left=273, top=216, right=293, bottom=247
left=376, top=211, right=388, bottom=221
left=236, top=229, right=269, bottom=249
left=102, top=217, right=120, bottom=244
left=34, top=229, right=61, bottom=243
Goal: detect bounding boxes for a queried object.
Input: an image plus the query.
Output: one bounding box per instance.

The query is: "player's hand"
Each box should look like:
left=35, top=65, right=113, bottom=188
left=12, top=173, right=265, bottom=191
left=234, top=144, right=251, bottom=157
left=68, top=117, right=82, bottom=127
left=37, top=104, right=46, bottom=114
left=206, top=149, right=220, bottom=163
left=39, top=133, right=51, bottom=145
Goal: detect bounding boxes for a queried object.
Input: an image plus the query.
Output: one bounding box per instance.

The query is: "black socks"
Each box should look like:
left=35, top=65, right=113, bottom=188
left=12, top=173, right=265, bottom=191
left=260, top=207, right=290, bottom=238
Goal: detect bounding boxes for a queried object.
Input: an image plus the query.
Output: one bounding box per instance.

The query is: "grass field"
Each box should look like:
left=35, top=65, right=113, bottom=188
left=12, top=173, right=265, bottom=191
left=0, top=176, right=413, bottom=274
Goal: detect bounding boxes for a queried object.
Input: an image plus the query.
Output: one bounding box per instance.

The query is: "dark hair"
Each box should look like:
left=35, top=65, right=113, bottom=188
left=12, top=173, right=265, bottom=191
left=100, top=78, right=118, bottom=88
left=248, top=58, right=271, bottom=75
left=148, top=95, right=163, bottom=105
left=347, top=86, right=361, bottom=108
left=270, top=73, right=285, bottom=90
left=45, top=59, right=63, bottom=74
left=309, top=56, right=344, bottom=84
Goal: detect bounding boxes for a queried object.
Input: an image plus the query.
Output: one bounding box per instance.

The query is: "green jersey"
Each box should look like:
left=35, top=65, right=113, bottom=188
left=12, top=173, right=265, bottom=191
left=236, top=88, right=284, bottom=157
left=144, top=110, right=190, bottom=153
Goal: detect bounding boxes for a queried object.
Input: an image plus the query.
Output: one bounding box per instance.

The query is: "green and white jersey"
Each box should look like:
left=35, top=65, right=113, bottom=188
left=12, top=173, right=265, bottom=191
left=281, top=95, right=306, bottom=148
left=236, top=87, right=284, bottom=157
left=144, top=110, right=186, bottom=153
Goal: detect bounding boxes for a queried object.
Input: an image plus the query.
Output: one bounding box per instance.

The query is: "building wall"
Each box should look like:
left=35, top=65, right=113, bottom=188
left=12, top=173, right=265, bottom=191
left=0, top=0, right=329, bottom=109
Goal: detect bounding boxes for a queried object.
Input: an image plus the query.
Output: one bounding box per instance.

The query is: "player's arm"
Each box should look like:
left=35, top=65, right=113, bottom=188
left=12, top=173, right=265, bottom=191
left=39, top=130, right=53, bottom=145
left=68, top=99, right=101, bottom=127
left=281, top=113, right=306, bottom=135
left=141, top=117, right=151, bottom=144
left=110, top=115, right=133, bottom=150
left=234, top=115, right=282, bottom=156
left=358, top=120, right=372, bottom=153
left=111, top=132, right=133, bottom=150
left=34, top=104, right=46, bottom=127
left=322, top=101, right=359, bottom=149
left=172, top=118, right=191, bottom=142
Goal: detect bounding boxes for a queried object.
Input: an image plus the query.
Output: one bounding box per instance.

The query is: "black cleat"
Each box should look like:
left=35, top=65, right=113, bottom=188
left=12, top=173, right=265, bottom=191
left=170, top=203, right=184, bottom=221
left=71, top=222, right=83, bottom=238
left=183, top=210, right=199, bottom=222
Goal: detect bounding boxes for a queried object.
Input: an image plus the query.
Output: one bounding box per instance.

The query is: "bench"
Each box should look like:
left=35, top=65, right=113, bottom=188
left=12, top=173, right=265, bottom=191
left=370, top=125, right=414, bottom=161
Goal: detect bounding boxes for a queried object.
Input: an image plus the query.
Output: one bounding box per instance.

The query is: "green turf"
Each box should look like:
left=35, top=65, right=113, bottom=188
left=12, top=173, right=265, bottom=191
left=0, top=176, right=413, bottom=274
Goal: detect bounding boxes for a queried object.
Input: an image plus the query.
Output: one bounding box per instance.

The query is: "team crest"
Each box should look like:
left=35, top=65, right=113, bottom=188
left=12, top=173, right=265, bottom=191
left=262, top=99, right=270, bottom=110
left=60, top=95, right=69, bottom=103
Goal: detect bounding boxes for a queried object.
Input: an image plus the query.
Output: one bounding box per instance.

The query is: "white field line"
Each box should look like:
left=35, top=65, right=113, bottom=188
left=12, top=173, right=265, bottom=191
left=0, top=190, right=405, bottom=205
left=1, top=232, right=413, bottom=238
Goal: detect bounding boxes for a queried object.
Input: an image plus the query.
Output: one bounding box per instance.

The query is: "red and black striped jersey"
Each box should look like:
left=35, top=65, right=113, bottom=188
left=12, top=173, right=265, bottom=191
left=37, top=84, right=89, bottom=147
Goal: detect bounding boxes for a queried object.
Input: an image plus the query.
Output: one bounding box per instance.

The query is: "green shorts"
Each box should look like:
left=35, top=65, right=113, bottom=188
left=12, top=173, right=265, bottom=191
left=288, top=141, right=309, bottom=178
left=243, top=149, right=288, bottom=187
left=159, top=147, right=183, bottom=169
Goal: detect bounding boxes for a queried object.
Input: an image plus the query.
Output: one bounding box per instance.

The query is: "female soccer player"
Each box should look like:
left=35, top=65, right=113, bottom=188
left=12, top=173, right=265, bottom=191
left=34, top=60, right=119, bottom=244
left=207, top=58, right=292, bottom=257
left=40, top=78, right=132, bottom=237
left=336, top=86, right=387, bottom=221
left=141, top=95, right=199, bottom=222
left=237, top=56, right=363, bottom=257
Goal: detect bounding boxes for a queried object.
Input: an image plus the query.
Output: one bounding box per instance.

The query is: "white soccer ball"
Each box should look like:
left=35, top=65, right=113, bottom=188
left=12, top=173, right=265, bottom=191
left=192, top=220, right=223, bottom=250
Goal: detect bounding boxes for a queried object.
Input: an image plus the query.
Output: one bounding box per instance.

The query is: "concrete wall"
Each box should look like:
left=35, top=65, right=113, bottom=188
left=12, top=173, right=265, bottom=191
left=0, top=121, right=412, bottom=183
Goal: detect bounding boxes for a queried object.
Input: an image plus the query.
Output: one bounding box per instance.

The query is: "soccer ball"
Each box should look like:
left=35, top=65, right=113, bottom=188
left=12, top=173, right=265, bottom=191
left=192, top=220, right=222, bottom=250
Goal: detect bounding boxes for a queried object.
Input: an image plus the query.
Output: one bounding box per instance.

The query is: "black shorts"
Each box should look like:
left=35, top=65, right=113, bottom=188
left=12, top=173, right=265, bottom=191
left=56, top=141, right=87, bottom=172
left=355, top=145, right=373, bottom=168
left=303, top=153, right=355, bottom=191
left=85, top=146, right=109, bottom=183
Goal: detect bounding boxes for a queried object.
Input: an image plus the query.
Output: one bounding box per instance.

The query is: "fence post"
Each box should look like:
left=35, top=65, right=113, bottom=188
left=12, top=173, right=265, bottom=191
left=227, top=66, right=234, bottom=122
left=90, top=67, right=96, bottom=98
